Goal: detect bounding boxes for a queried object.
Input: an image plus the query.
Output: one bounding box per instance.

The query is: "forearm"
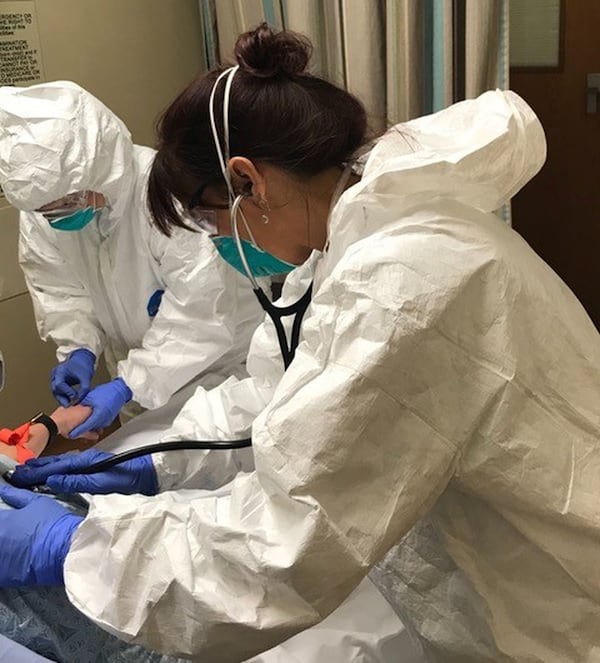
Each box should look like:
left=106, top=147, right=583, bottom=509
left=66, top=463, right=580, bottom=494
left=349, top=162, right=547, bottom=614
left=61, top=315, right=462, bottom=660
left=0, top=405, right=97, bottom=463
left=50, top=406, right=98, bottom=441
left=64, top=487, right=324, bottom=661
left=0, top=423, right=49, bottom=462
left=26, top=424, right=53, bottom=456
left=0, top=441, right=18, bottom=460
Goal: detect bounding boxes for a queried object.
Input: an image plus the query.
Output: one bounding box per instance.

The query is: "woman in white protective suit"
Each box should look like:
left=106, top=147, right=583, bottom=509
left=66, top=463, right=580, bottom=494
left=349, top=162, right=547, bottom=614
left=2, top=24, right=600, bottom=663
left=0, top=81, right=264, bottom=438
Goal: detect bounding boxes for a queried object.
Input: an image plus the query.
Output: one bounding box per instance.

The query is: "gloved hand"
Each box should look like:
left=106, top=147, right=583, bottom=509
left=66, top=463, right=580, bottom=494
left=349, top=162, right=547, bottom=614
left=69, top=377, right=132, bottom=438
left=10, top=449, right=158, bottom=496
left=51, top=348, right=96, bottom=407
left=0, top=486, right=83, bottom=586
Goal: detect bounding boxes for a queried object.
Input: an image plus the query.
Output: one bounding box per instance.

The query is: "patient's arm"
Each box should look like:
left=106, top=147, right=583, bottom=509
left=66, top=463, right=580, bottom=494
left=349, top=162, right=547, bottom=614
left=0, top=405, right=99, bottom=461
left=50, top=405, right=99, bottom=441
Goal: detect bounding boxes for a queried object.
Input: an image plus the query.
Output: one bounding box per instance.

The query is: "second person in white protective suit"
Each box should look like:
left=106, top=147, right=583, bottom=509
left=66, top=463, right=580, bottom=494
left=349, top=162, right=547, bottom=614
left=3, top=24, right=600, bottom=663
left=0, top=81, right=265, bottom=436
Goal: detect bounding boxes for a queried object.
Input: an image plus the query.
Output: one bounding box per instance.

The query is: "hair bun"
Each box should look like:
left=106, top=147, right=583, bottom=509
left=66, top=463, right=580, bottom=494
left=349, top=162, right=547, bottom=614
left=234, top=23, right=311, bottom=78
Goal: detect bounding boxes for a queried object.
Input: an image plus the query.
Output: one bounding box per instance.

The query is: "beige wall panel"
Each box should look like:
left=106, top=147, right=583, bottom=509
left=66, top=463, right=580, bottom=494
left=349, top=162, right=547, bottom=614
left=0, top=204, right=25, bottom=300
left=0, top=293, right=57, bottom=426
left=0, top=292, right=111, bottom=427
left=32, top=0, right=206, bottom=146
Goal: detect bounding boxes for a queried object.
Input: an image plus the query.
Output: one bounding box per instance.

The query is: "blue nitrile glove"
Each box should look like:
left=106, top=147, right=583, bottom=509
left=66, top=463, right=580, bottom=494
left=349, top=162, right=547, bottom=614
left=68, top=377, right=133, bottom=438
left=10, top=449, right=158, bottom=496
left=0, top=486, right=83, bottom=586
left=50, top=348, right=96, bottom=407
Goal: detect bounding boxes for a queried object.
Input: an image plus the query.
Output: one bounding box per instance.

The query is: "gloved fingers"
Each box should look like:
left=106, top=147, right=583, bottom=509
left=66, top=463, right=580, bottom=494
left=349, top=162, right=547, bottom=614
left=68, top=422, right=95, bottom=439
left=68, top=420, right=100, bottom=440
left=47, top=473, right=109, bottom=495
left=0, top=485, right=42, bottom=509
left=79, top=430, right=100, bottom=442
left=52, top=383, right=78, bottom=407
left=10, top=456, right=77, bottom=487
left=76, top=381, right=92, bottom=402
left=54, top=393, right=72, bottom=408
left=69, top=412, right=112, bottom=439
left=68, top=384, right=92, bottom=406
left=19, top=454, right=66, bottom=468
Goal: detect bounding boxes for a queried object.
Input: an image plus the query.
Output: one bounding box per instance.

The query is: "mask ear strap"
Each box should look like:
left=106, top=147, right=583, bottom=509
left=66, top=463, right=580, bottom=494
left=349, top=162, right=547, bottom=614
left=209, top=65, right=239, bottom=203
left=222, top=67, right=237, bottom=167
left=231, top=194, right=260, bottom=289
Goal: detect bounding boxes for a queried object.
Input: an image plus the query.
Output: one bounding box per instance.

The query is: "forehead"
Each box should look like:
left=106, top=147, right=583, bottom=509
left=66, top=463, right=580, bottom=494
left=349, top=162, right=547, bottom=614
left=36, top=191, right=87, bottom=211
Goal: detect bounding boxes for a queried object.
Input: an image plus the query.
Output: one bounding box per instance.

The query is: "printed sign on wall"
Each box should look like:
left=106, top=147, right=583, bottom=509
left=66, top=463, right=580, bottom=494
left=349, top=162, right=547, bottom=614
left=0, top=1, right=45, bottom=86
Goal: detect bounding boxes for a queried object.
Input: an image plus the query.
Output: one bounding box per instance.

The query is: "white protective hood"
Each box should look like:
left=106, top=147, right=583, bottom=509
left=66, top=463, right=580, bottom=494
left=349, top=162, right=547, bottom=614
left=325, top=89, right=546, bottom=270
left=0, top=81, right=133, bottom=218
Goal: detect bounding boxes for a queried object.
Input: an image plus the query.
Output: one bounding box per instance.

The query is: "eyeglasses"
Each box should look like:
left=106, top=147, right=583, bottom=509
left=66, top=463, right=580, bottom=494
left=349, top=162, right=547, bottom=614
left=189, top=207, right=218, bottom=236
left=36, top=191, right=95, bottom=221
left=187, top=181, right=229, bottom=236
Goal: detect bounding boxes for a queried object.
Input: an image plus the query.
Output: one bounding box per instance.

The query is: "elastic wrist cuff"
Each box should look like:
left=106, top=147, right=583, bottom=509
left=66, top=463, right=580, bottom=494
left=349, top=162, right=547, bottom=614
left=115, top=378, right=133, bottom=402
left=71, top=348, right=96, bottom=363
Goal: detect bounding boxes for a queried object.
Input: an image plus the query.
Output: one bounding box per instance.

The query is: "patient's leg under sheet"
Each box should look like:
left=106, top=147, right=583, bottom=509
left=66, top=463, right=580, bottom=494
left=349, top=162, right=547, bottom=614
left=0, top=579, right=421, bottom=663
left=0, top=586, right=186, bottom=662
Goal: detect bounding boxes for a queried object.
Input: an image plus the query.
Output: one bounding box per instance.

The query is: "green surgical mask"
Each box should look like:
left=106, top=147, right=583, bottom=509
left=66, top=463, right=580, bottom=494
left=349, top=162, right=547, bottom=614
left=48, top=207, right=98, bottom=232
left=211, top=235, right=296, bottom=278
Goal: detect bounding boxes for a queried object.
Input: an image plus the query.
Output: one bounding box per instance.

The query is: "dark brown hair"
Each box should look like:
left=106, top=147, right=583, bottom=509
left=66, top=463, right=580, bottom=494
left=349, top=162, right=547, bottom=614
left=148, top=23, right=369, bottom=236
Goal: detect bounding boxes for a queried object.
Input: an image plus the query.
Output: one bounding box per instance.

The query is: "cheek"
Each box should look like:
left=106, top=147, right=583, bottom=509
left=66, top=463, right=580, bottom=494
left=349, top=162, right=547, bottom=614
left=216, top=210, right=232, bottom=237
left=227, top=203, right=265, bottom=242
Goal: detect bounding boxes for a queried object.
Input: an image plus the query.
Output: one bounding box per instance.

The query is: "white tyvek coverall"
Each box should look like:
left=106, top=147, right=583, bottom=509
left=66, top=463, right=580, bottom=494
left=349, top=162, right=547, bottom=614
left=64, top=90, right=600, bottom=662
left=0, top=81, right=263, bottom=411
left=97, top=326, right=417, bottom=663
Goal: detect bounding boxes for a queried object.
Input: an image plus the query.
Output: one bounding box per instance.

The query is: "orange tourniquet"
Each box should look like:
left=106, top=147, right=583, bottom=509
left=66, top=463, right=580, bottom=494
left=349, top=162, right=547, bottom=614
left=0, top=422, right=34, bottom=463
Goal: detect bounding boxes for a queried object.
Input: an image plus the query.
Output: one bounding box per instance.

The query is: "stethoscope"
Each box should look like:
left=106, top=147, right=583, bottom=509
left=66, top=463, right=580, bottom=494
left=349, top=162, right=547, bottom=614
left=212, top=65, right=315, bottom=372
left=228, top=193, right=314, bottom=371
left=3, top=441, right=254, bottom=510
left=2, top=288, right=307, bottom=493
left=4, top=66, right=349, bottom=493
left=3, top=254, right=312, bottom=491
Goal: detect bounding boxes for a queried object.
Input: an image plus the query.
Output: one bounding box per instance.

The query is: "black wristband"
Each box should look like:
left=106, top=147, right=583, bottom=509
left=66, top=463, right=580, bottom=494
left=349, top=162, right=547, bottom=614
left=30, top=412, right=59, bottom=442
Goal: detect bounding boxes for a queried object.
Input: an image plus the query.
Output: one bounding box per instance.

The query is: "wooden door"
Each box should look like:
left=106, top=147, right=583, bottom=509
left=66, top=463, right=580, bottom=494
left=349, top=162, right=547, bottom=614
left=510, top=1, right=600, bottom=328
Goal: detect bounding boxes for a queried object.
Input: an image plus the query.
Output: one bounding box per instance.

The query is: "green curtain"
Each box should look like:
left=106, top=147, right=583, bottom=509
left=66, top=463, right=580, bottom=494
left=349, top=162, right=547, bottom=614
left=199, top=0, right=509, bottom=131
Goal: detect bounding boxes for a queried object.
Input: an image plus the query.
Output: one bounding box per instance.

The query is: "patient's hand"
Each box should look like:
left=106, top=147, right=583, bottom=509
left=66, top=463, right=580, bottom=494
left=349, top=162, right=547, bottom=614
left=50, top=406, right=100, bottom=441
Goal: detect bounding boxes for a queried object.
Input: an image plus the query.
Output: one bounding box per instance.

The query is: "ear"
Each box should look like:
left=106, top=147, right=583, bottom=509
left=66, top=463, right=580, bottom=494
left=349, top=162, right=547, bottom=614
left=228, top=157, right=267, bottom=203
